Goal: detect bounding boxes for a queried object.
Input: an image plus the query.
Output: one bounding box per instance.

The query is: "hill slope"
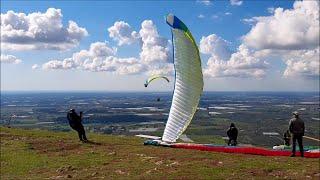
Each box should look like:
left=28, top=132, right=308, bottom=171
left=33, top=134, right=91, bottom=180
left=1, top=127, right=319, bottom=179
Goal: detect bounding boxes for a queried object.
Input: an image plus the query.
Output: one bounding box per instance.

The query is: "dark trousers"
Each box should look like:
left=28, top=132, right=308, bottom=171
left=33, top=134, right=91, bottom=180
left=71, top=124, right=87, bottom=141
left=228, top=139, right=237, bottom=146
left=292, top=134, right=304, bottom=156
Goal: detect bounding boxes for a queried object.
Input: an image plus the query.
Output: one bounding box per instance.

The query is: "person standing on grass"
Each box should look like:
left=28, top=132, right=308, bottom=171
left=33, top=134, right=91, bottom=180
left=227, top=123, right=238, bottom=146
left=67, top=109, right=88, bottom=142
left=289, top=111, right=305, bottom=157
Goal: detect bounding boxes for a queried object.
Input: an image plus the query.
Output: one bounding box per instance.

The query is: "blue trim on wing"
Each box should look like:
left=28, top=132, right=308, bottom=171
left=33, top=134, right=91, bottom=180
left=166, top=15, right=188, bottom=32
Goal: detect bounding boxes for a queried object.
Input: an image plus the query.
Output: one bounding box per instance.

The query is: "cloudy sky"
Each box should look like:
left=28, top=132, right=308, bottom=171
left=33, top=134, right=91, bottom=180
left=1, top=0, right=319, bottom=91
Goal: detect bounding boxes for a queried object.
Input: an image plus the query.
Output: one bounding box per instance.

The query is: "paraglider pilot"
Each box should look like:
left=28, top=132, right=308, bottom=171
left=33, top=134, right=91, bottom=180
left=289, top=111, right=305, bottom=157
left=67, top=109, right=88, bottom=142
left=227, top=123, right=238, bottom=146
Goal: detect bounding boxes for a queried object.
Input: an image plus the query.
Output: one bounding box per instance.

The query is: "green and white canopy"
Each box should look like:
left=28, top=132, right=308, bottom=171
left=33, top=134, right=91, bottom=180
left=162, top=14, right=204, bottom=143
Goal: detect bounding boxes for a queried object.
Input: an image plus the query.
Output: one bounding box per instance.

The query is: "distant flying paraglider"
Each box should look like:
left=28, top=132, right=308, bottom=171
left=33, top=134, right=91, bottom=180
left=144, top=75, right=170, bottom=87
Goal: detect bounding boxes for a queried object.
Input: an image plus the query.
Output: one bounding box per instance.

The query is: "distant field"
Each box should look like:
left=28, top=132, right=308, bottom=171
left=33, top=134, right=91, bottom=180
left=1, top=127, right=319, bottom=179
left=1, top=92, right=319, bottom=147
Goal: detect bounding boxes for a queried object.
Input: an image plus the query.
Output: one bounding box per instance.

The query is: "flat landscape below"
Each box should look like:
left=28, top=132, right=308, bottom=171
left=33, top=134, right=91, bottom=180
left=1, top=127, right=319, bottom=179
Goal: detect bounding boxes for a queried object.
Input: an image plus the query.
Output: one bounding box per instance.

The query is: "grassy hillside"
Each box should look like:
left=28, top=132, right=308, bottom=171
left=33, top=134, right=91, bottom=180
left=1, top=127, right=319, bottom=179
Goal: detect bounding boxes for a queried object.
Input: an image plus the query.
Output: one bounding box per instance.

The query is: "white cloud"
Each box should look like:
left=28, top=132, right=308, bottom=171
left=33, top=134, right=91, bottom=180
left=197, top=0, right=212, bottom=6
left=108, top=21, right=139, bottom=46
left=42, top=20, right=173, bottom=76
left=139, top=20, right=171, bottom=64
left=0, top=54, right=22, bottom=64
left=87, top=41, right=117, bottom=57
left=199, top=34, right=232, bottom=61
left=1, top=8, right=88, bottom=51
left=32, top=64, right=39, bottom=70
left=200, top=34, right=268, bottom=78
left=204, top=44, right=268, bottom=78
left=283, top=48, right=319, bottom=79
left=42, top=41, right=119, bottom=70
left=114, top=60, right=146, bottom=75
left=139, top=20, right=173, bottom=75
left=42, top=18, right=275, bottom=79
left=230, top=0, right=243, bottom=6
left=239, top=0, right=320, bottom=79
left=198, top=14, right=205, bottom=19
left=42, top=60, right=64, bottom=70
left=211, top=15, right=219, bottom=19
left=267, top=7, right=275, bottom=14
left=82, top=56, right=145, bottom=75
left=241, top=18, right=257, bottom=25
left=44, top=42, right=117, bottom=70
left=42, top=40, right=169, bottom=75
left=146, top=63, right=174, bottom=76
left=243, top=1, right=319, bottom=50
left=225, top=12, right=232, bottom=16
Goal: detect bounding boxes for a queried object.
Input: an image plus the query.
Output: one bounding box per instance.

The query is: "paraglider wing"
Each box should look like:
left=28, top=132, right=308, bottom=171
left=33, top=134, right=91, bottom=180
left=144, top=75, right=170, bottom=87
left=162, top=14, right=203, bottom=143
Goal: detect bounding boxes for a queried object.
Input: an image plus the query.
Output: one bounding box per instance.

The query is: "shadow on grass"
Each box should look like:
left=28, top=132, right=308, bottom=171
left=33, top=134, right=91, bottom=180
left=84, top=140, right=102, bottom=145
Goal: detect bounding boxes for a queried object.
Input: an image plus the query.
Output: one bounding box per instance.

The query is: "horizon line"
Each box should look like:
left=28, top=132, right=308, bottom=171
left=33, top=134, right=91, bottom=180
left=1, top=90, right=319, bottom=93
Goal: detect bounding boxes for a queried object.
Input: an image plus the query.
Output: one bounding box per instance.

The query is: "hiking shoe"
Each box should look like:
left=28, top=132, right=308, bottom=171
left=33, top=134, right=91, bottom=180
left=290, top=154, right=295, bottom=157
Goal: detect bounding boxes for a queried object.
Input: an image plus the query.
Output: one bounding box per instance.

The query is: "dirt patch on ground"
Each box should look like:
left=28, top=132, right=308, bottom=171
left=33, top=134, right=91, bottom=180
left=28, top=138, right=82, bottom=155
left=0, top=132, right=26, bottom=141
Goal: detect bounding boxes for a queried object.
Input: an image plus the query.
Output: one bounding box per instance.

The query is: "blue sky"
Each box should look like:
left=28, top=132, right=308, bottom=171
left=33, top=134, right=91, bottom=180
left=1, top=0, right=319, bottom=91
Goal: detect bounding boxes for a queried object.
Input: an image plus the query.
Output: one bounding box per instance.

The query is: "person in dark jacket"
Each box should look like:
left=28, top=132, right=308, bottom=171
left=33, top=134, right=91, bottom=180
left=283, top=130, right=291, bottom=146
left=227, top=123, right=238, bottom=146
left=67, top=109, right=88, bottom=142
left=289, top=111, right=305, bottom=157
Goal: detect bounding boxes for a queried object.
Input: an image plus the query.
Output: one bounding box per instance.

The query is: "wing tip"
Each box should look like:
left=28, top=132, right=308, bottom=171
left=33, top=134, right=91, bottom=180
left=165, top=13, right=188, bottom=32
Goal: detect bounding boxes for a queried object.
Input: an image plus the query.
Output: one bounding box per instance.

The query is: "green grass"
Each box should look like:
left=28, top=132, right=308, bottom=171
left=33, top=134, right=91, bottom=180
left=1, top=127, right=319, bottom=179
left=188, top=135, right=226, bottom=144
left=1, top=140, right=49, bottom=176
